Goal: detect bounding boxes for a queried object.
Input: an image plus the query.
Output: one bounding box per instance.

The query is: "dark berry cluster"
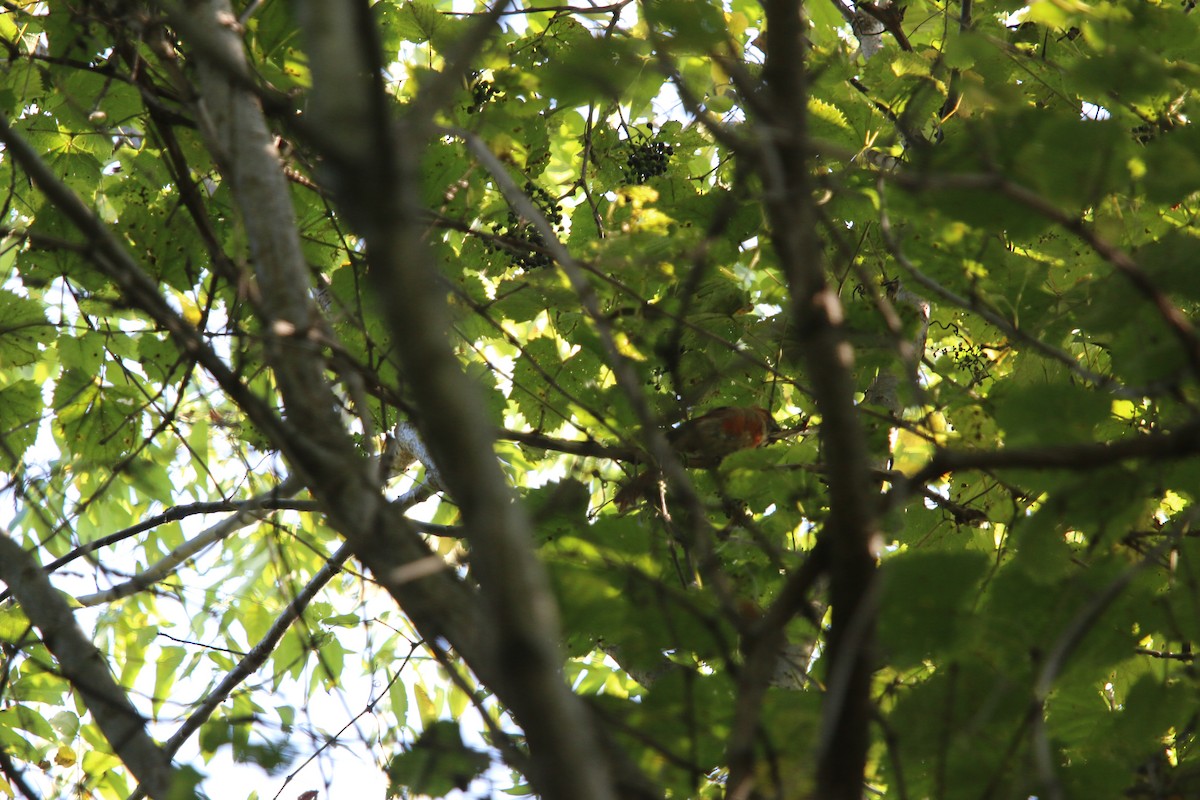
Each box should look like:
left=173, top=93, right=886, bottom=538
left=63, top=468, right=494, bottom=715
left=930, top=322, right=992, bottom=382
left=625, top=139, right=674, bottom=184
left=486, top=182, right=565, bottom=270
left=943, top=341, right=992, bottom=382
left=466, top=71, right=498, bottom=113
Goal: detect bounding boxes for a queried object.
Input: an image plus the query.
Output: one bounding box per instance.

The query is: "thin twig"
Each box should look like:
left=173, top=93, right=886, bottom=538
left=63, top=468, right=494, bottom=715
left=161, top=543, right=355, bottom=759
left=74, top=476, right=304, bottom=606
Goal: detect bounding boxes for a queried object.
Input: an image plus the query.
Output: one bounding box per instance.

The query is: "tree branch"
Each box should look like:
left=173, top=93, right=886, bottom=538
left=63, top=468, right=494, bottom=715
left=124, top=541, right=358, bottom=800
left=75, top=476, right=304, bottom=607
left=498, top=428, right=635, bottom=461
left=162, top=542, right=355, bottom=759
left=0, top=533, right=178, bottom=799
left=751, top=3, right=881, bottom=799
left=155, top=9, right=499, bottom=795
left=454, top=122, right=747, bottom=650
left=295, top=3, right=621, bottom=798
left=876, top=184, right=1167, bottom=399
left=899, top=416, right=1200, bottom=491
left=0, top=739, right=45, bottom=800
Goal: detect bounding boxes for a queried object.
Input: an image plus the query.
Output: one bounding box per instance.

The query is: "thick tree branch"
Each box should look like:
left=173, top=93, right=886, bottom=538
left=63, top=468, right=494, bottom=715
left=749, top=3, right=881, bottom=800
left=899, top=416, right=1200, bottom=491
left=175, top=0, right=488, bottom=613
left=295, top=3, right=621, bottom=799
left=153, top=9, right=499, bottom=795
left=0, top=534, right=178, bottom=800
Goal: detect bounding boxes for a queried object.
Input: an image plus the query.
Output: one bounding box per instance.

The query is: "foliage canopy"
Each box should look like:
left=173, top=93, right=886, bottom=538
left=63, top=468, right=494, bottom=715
left=2, top=0, right=1200, bottom=799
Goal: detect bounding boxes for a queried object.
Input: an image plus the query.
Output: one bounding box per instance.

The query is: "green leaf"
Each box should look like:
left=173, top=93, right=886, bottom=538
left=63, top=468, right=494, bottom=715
left=0, top=290, right=52, bottom=368
left=645, top=0, right=727, bottom=52
left=387, top=0, right=442, bottom=43
left=0, top=706, right=56, bottom=741
left=1140, top=126, right=1200, bottom=204
left=990, top=373, right=1112, bottom=446
left=0, top=604, right=32, bottom=643
left=57, top=330, right=106, bottom=374
left=0, top=379, right=43, bottom=468
left=389, top=680, right=409, bottom=728
left=1136, top=228, right=1200, bottom=302
left=152, top=647, right=186, bottom=719
left=386, top=721, right=490, bottom=797
left=52, top=373, right=143, bottom=463
left=877, top=550, right=989, bottom=668
left=538, top=36, right=650, bottom=107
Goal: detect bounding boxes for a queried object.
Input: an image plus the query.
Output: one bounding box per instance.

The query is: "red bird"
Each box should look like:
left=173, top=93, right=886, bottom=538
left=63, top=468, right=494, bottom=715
left=615, top=406, right=776, bottom=510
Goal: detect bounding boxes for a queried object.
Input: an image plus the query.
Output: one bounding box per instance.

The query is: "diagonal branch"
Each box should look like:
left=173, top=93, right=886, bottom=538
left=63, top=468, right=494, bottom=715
left=0, top=533, right=178, bottom=800
left=876, top=185, right=1166, bottom=399
left=75, top=476, right=304, bottom=607
left=30, top=496, right=320, bottom=584
left=291, top=3, right=626, bottom=798
left=0, top=745, right=43, bottom=800
left=124, top=542, right=358, bottom=800
left=162, top=541, right=355, bottom=759
left=173, top=0, right=489, bottom=684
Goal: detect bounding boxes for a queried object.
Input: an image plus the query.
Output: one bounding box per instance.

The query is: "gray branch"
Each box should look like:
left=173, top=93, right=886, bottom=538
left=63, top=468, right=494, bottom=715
left=0, top=533, right=177, bottom=799
left=173, top=5, right=619, bottom=799
left=76, top=476, right=304, bottom=607
left=295, top=3, right=620, bottom=798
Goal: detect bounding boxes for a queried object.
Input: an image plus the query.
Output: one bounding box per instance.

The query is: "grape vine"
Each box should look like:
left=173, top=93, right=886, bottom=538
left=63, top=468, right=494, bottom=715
left=486, top=181, right=565, bottom=271
left=623, top=125, right=674, bottom=184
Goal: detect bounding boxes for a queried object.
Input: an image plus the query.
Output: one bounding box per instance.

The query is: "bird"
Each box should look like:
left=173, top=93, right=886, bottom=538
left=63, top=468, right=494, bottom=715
left=614, top=406, right=777, bottom=511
